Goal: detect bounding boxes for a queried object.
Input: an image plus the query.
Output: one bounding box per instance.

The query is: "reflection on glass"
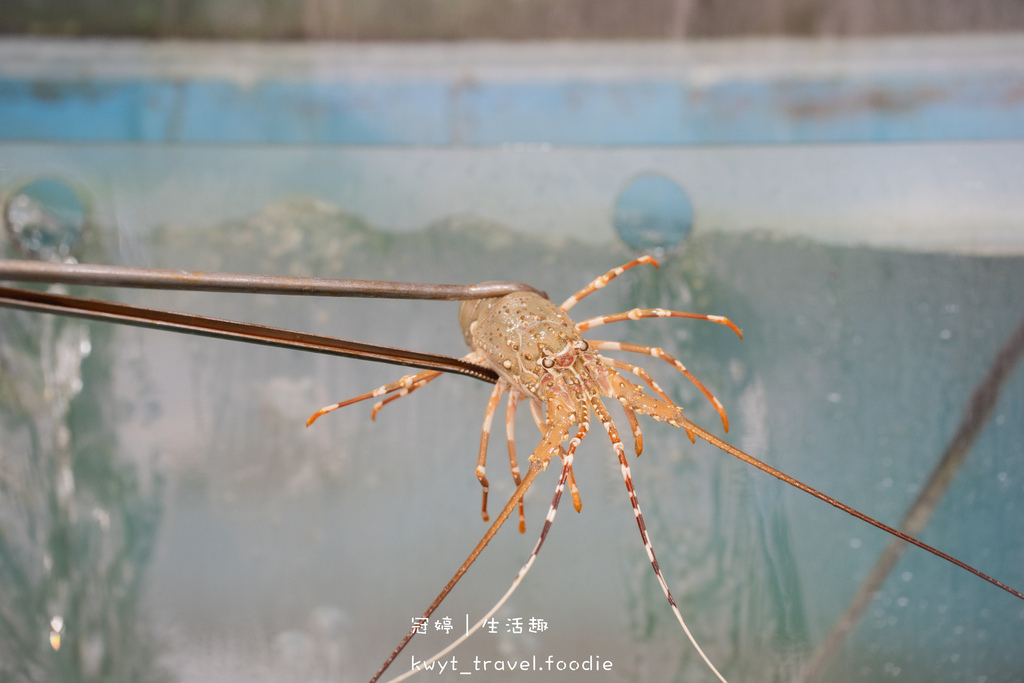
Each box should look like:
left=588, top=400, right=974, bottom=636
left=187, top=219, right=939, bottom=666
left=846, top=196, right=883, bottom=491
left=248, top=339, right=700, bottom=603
left=0, top=232, right=165, bottom=681
left=3, top=178, right=89, bottom=262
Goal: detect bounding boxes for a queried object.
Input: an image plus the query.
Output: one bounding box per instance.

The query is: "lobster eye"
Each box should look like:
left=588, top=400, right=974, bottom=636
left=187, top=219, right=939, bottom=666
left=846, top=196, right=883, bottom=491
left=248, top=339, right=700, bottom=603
left=576, top=340, right=589, bottom=352
left=541, top=357, right=555, bottom=369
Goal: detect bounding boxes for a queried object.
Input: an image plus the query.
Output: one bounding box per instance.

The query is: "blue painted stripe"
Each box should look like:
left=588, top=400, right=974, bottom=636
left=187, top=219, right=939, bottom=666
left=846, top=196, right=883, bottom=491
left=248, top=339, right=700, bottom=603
left=2, top=73, right=1023, bottom=145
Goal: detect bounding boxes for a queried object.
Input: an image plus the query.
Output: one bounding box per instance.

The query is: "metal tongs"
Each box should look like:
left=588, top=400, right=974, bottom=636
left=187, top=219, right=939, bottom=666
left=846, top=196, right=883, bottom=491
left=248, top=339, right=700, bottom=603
left=0, top=259, right=547, bottom=383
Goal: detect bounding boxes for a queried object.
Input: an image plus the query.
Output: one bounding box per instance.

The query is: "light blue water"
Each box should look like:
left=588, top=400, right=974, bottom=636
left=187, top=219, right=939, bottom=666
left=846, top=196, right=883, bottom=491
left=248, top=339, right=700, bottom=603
left=2, top=199, right=1022, bottom=682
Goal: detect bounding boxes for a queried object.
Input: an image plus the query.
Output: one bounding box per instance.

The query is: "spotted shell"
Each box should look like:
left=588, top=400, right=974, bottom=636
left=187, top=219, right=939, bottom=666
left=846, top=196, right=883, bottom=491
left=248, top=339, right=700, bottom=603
left=458, top=293, right=584, bottom=401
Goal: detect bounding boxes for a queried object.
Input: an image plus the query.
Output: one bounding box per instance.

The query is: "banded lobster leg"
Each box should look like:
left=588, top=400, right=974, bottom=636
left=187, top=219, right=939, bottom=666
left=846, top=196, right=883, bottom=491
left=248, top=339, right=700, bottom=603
left=503, top=391, right=527, bottom=532
left=560, top=256, right=742, bottom=342
left=475, top=382, right=505, bottom=523
left=587, top=389, right=729, bottom=683
left=476, top=382, right=531, bottom=531
left=600, top=355, right=693, bottom=445
left=526, top=397, right=584, bottom=511
left=305, top=368, right=445, bottom=425
left=590, top=339, right=732, bottom=431
left=558, top=255, right=660, bottom=312
left=477, top=383, right=583, bottom=528
left=576, top=307, right=743, bottom=338
left=313, top=363, right=543, bottom=535
left=557, top=256, right=740, bottom=432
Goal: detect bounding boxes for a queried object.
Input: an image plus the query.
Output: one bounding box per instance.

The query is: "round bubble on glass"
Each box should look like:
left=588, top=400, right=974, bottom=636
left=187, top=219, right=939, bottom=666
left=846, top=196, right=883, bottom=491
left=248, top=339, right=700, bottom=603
left=612, top=173, right=694, bottom=253
left=4, top=177, right=89, bottom=261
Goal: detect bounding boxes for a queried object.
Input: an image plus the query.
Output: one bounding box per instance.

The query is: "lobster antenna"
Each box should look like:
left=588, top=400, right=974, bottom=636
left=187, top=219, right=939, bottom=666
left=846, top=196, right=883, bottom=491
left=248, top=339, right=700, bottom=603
left=384, top=439, right=583, bottom=683
left=367, top=457, right=544, bottom=683
left=676, top=414, right=1024, bottom=602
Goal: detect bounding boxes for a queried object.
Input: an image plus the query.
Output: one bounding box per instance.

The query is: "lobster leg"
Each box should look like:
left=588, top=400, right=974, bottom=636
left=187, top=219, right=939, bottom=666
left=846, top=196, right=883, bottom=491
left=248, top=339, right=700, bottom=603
left=619, top=402, right=644, bottom=456
left=576, top=307, right=742, bottom=339
left=505, top=391, right=527, bottom=532
left=529, top=397, right=583, bottom=512
left=599, top=355, right=695, bottom=443
left=476, top=382, right=507, bottom=521
left=370, top=372, right=443, bottom=419
left=600, top=356, right=674, bottom=405
left=559, top=255, right=658, bottom=311
left=588, top=392, right=727, bottom=683
left=306, top=369, right=442, bottom=425
left=599, top=364, right=691, bottom=427
left=308, top=351, right=489, bottom=425
left=589, top=339, right=730, bottom=431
